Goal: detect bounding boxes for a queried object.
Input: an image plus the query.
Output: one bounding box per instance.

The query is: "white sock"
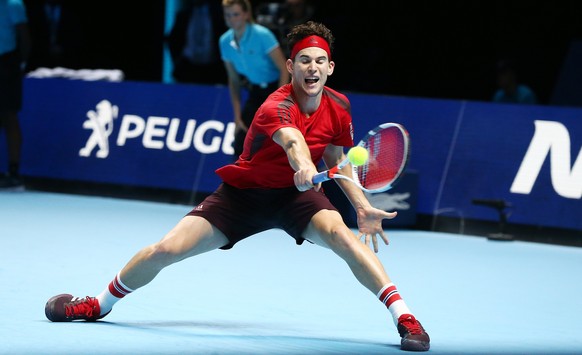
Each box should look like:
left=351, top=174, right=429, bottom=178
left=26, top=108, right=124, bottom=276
left=377, top=283, right=412, bottom=326
left=96, top=272, right=134, bottom=315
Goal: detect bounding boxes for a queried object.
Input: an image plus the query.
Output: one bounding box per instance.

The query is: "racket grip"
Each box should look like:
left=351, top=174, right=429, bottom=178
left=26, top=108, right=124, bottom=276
left=312, top=171, right=331, bottom=184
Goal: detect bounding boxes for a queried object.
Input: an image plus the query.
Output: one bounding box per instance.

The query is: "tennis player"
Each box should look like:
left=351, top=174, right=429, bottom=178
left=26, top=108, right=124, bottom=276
left=45, top=21, right=430, bottom=352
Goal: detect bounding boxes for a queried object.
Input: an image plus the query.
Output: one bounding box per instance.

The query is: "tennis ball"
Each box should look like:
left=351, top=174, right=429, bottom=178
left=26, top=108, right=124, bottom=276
left=347, top=146, right=369, bottom=166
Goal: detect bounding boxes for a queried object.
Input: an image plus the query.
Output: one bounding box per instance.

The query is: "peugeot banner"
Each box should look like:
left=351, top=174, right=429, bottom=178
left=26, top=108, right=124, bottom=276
left=10, top=78, right=582, bottom=231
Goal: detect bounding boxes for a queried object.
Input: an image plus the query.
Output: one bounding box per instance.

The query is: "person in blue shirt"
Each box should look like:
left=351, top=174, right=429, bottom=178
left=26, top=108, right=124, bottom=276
left=167, top=0, right=226, bottom=85
left=0, top=0, right=31, bottom=190
left=219, top=0, right=289, bottom=159
left=492, top=59, right=537, bottom=105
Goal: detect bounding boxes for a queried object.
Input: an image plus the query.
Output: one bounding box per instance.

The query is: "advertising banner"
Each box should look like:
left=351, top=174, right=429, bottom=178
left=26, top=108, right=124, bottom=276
left=10, top=78, right=581, bottom=231
left=18, top=79, right=234, bottom=192
left=348, top=93, right=581, bottom=230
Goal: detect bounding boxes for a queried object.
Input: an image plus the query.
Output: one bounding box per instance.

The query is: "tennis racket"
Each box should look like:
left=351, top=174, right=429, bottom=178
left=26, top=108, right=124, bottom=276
left=312, top=123, right=410, bottom=193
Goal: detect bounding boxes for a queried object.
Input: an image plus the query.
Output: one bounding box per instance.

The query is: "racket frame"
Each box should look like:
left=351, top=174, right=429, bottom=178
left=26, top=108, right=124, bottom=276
left=312, top=123, right=410, bottom=193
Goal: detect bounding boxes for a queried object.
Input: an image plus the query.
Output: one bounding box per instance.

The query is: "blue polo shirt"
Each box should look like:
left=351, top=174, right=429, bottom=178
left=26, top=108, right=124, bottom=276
left=219, top=23, right=280, bottom=86
left=0, top=0, right=28, bottom=55
left=493, top=85, right=537, bottom=104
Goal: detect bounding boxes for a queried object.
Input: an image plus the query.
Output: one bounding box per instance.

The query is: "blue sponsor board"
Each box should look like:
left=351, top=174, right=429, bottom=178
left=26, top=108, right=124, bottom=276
left=17, top=78, right=234, bottom=192
left=348, top=93, right=582, bottom=231
left=7, top=78, right=581, bottom=231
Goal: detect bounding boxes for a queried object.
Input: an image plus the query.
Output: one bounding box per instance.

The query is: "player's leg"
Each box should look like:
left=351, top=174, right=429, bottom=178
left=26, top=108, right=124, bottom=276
left=303, top=209, right=430, bottom=351
left=303, top=209, right=390, bottom=291
left=45, top=215, right=229, bottom=322
left=115, top=215, right=228, bottom=290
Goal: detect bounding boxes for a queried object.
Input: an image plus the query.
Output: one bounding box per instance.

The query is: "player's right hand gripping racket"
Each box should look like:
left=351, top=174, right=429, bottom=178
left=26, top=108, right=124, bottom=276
left=312, top=123, right=410, bottom=193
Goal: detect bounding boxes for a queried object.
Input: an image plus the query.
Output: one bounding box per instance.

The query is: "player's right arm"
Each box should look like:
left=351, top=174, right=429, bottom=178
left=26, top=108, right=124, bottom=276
left=272, top=127, right=321, bottom=192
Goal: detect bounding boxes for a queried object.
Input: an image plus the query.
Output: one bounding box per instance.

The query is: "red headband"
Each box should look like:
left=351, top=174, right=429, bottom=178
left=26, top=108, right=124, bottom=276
left=290, top=35, right=331, bottom=60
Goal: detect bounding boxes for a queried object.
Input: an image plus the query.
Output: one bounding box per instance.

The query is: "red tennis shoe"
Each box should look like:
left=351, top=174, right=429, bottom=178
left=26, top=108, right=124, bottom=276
left=45, top=294, right=108, bottom=322
left=397, top=314, right=430, bottom=351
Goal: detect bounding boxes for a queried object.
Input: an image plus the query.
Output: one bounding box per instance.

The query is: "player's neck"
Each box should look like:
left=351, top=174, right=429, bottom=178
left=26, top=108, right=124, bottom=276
left=296, top=94, right=321, bottom=117
left=291, top=82, right=323, bottom=116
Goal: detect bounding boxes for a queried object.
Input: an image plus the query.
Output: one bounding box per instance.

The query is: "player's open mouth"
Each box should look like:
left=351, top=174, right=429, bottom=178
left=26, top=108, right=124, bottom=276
left=305, top=77, right=319, bottom=84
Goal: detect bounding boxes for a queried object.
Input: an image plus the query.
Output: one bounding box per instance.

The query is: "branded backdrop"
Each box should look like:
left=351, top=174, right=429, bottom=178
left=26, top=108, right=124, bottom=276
left=7, top=78, right=582, bottom=231
left=17, top=79, right=234, bottom=192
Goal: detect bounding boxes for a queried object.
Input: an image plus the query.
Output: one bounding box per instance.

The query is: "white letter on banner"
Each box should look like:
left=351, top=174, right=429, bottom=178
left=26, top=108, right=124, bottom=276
left=193, top=120, right=224, bottom=154
left=116, top=114, right=145, bottom=146
left=510, top=120, right=582, bottom=199
left=167, top=118, right=196, bottom=152
left=222, top=122, right=235, bottom=155
left=143, top=116, right=169, bottom=149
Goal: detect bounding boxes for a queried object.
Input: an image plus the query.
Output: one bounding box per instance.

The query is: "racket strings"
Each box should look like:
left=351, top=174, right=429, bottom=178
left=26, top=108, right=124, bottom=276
left=357, top=127, right=406, bottom=190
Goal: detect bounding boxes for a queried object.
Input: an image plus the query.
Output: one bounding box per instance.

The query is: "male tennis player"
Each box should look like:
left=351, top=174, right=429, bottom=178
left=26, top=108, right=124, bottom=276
left=45, top=21, right=430, bottom=352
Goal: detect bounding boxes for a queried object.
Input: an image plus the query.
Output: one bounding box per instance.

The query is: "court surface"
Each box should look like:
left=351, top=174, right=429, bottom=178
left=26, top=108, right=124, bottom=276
left=1, top=191, right=581, bottom=355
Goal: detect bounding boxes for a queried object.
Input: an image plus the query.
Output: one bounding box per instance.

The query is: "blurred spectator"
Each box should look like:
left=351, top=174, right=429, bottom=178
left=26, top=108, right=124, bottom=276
left=256, top=0, right=315, bottom=51
left=24, top=0, right=84, bottom=70
left=219, top=0, right=288, bottom=159
left=492, top=59, right=537, bottom=104
left=0, top=0, right=31, bottom=190
left=167, top=0, right=226, bottom=84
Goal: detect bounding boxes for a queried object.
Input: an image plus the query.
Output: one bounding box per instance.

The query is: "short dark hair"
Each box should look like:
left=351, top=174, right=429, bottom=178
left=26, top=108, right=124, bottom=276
left=287, top=21, right=335, bottom=59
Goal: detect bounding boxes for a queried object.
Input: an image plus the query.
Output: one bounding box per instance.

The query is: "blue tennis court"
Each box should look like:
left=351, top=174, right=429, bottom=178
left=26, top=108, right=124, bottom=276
left=1, top=190, right=581, bottom=354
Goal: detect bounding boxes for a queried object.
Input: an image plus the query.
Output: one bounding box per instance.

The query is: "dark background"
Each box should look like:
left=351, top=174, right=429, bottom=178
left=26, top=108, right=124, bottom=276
left=22, top=0, right=582, bottom=105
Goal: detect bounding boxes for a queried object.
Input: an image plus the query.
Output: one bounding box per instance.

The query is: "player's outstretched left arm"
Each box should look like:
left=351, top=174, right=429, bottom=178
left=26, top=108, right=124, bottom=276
left=355, top=205, right=397, bottom=252
left=322, top=144, right=397, bottom=252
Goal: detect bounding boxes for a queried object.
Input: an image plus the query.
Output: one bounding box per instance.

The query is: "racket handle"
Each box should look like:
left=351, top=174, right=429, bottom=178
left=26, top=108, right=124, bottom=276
left=312, top=171, right=331, bottom=184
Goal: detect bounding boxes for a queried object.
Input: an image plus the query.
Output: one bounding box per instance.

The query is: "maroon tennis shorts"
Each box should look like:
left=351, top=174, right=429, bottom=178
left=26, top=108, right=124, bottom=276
left=187, top=183, right=339, bottom=249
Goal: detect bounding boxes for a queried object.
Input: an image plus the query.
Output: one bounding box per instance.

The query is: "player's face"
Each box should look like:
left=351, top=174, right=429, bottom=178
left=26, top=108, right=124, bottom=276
left=223, top=5, right=248, bottom=31
left=289, top=47, right=335, bottom=97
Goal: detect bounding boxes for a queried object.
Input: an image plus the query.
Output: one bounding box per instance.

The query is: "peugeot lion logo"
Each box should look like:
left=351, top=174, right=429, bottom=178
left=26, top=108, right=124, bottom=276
left=365, top=192, right=411, bottom=211
left=79, top=100, right=119, bottom=158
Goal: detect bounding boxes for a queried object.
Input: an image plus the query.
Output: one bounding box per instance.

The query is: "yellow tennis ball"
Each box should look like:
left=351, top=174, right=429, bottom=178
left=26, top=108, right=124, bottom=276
left=347, top=146, right=369, bottom=166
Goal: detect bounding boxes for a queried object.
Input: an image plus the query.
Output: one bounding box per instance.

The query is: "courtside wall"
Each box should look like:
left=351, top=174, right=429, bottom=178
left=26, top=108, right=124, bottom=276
left=4, top=78, right=581, bottom=231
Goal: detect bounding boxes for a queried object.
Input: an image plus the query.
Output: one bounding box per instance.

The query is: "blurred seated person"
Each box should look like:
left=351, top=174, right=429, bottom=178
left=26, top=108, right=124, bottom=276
left=255, top=0, right=314, bottom=48
left=492, top=59, right=537, bottom=104
left=167, top=0, right=226, bottom=84
left=282, top=0, right=315, bottom=30
left=25, top=0, right=85, bottom=70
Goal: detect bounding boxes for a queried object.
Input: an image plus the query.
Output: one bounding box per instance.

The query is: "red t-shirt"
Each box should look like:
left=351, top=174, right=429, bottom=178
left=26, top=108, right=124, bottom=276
left=216, top=84, right=354, bottom=188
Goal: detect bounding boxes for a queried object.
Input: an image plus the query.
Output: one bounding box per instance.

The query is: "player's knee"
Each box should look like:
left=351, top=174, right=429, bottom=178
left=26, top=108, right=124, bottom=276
left=146, top=241, right=184, bottom=267
left=327, top=226, right=358, bottom=254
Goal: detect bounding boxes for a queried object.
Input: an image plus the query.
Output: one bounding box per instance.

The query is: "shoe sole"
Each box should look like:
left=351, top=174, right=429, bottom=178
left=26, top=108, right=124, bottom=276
left=401, top=339, right=430, bottom=351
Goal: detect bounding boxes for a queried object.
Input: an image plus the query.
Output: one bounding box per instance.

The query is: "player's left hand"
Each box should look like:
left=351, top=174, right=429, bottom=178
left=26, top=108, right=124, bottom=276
left=356, top=206, right=397, bottom=253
